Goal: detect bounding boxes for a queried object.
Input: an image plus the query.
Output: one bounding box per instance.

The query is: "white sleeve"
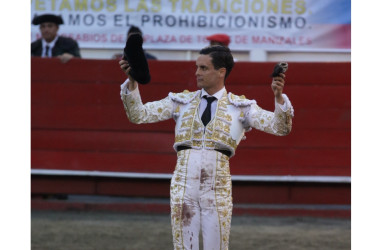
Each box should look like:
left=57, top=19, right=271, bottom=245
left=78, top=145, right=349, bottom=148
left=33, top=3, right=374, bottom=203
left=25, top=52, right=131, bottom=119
left=243, top=94, right=294, bottom=136
left=120, top=79, right=175, bottom=124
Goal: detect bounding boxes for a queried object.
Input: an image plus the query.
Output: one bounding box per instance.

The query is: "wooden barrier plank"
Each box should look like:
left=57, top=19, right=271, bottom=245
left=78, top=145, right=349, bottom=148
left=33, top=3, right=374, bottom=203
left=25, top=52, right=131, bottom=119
left=31, top=104, right=173, bottom=131
left=233, top=182, right=351, bottom=204
left=31, top=58, right=350, bottom=86
left=32, top=130, right=175, bottom=153
left=31, top=148, right=350, bottom=176
left=31, top=58, right=124, bottom=83
left=229, top=62, right=351, bottom=86
left=96, top=178, right=171, bottom=197
left=229, top=85, right=351, bottom=110
left=31, top=175, right=351, bottom=205
left=232, top=148, right=350, bottom=176
left=31, top=81, right=122, bottom=105
left=31, top=81, right=350, bottom=109
left=288, top=184, right=351, bottom=205
left=31, top=150, right=177, bottom=173
left=31, top=104, right=350, bottom=130
left=31, top=128, right=349, bottom=151
left=241, top=128, right=350, bottom=149
left=31, top=177, right=97, bottom=194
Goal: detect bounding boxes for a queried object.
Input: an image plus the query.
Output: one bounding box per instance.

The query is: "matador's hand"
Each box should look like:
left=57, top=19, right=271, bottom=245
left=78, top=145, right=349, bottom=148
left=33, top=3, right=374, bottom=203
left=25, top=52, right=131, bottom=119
left=119, top=59, right=131, bottom=74
left=271, top=73, right=285, bottom=104
left=119, top=59, right=137, bottom=91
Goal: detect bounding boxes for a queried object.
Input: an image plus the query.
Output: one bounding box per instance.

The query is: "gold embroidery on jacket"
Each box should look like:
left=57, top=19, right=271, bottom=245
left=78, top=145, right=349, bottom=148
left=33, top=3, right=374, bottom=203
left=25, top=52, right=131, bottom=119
left=174, top=92, right=239, bottom=154
left=170, top=150, right=191, bottom=249
left=215, top=152, right=232, bottom=249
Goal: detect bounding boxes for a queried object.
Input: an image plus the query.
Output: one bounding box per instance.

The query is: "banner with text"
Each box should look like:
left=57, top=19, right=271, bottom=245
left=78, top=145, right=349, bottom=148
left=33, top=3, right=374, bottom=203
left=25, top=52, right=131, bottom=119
left=31, top=0, right=351, bottom=51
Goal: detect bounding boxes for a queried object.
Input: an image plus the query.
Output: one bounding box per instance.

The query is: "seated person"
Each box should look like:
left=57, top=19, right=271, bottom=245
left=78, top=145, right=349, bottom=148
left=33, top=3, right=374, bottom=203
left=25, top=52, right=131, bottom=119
left=31, top=14, right=81, bottom=63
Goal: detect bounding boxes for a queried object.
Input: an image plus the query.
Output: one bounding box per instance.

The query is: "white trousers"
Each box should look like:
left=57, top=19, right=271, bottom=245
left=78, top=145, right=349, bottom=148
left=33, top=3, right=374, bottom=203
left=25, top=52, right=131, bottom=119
left=170, top=149, right=233, bottom=250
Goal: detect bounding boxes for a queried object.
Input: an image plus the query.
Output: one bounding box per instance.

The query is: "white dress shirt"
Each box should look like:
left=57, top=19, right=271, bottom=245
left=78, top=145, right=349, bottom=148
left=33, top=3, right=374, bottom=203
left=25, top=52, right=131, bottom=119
left=41, top=36, right=58, bottom=58
left=198, top=87, right=226, bottom=120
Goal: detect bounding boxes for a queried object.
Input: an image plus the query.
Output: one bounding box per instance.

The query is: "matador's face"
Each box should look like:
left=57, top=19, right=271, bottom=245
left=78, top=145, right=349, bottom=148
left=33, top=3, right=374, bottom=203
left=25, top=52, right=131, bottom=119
left=195, top=55, right=226, bottom=95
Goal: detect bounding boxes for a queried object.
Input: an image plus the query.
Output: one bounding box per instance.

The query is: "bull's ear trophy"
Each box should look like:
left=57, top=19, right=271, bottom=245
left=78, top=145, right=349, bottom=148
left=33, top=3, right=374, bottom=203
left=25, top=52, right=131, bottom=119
left=122, top=33, right=151, bottom=84
left=271, top=62, right=288, bottom=78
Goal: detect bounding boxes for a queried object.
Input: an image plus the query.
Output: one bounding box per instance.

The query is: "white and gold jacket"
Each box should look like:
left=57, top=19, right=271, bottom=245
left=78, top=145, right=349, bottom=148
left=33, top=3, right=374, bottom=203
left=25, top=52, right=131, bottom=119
left=120, top=80, right=294, bottom=158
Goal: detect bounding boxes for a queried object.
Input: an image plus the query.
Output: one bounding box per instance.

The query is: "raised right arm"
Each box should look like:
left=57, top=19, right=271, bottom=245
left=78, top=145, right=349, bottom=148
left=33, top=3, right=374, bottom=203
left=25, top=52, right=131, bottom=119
left=120, top=79, right=174, bottom=124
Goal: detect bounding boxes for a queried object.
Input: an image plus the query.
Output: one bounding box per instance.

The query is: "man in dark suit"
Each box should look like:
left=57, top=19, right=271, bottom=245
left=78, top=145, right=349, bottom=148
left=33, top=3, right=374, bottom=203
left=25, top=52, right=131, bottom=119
left=31, top=14, right=81, bottom=63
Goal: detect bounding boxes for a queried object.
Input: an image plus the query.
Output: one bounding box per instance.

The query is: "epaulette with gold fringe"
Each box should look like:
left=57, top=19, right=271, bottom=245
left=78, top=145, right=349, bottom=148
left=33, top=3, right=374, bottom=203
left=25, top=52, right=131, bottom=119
left=227, top=92, right=257, bottom=107
left=168, top=89, right=200, bottom=104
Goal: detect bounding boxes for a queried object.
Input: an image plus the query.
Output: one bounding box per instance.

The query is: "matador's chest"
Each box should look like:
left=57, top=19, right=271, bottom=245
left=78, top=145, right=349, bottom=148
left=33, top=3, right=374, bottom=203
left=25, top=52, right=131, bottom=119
left=173, top=94, right=246, bottom=156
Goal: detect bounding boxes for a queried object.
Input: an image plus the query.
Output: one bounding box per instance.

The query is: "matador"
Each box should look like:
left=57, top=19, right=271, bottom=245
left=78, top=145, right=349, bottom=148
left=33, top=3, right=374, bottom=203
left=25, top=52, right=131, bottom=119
left=119, top=46, right=294, bottom=250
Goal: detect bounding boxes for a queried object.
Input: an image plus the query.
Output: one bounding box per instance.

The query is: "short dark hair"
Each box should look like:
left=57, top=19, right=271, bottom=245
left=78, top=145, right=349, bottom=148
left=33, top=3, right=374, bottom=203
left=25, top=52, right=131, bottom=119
left=199, top=45, right=234, bottom=80
left=127, top=25, right=142, bottom=36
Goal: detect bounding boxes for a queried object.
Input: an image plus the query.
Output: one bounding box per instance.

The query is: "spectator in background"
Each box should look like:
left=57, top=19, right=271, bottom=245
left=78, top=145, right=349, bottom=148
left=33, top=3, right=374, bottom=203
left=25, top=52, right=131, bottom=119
left=206, top=33, right=231, bottom=47
left=31, top=14, right=81, bottom=63
left=206, top=33, right=238, bottom=62
left=127, top=25, right=157, bottom=60
left=113, top=25, right=157, bottom=60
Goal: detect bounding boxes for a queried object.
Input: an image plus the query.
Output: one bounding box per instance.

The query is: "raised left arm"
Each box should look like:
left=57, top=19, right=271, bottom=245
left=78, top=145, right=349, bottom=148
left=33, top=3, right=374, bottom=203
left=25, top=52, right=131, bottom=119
left=243, top=73, right=294, bottom=136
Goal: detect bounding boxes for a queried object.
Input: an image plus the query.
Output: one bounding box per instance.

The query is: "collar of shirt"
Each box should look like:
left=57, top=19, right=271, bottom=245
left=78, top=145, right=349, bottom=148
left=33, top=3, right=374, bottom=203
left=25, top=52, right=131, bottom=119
left=198, top=87, right=226, bottom=119
left=201, top=87, right=226, bottom=100
left=42, top=36, right=59, bottom=57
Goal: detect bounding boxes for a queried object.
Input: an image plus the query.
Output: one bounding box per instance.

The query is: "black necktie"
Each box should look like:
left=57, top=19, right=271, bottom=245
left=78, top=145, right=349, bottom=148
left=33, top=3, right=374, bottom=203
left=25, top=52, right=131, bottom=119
left=201, top=96, right=216, bottom=126
left=45, top=45, right=50, bottom=57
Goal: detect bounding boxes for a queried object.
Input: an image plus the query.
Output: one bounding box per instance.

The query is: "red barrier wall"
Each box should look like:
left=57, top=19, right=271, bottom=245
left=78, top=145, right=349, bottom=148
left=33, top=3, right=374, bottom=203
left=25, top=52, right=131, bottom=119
left=31, top=58, right=350, bottom=177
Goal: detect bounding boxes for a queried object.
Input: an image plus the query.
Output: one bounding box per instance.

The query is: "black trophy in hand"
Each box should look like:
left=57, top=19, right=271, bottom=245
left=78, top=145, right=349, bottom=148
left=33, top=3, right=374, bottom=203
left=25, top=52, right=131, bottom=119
left=271, top=62, right=288, bottom=77
left=122, top=33, right=151, bottom=84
